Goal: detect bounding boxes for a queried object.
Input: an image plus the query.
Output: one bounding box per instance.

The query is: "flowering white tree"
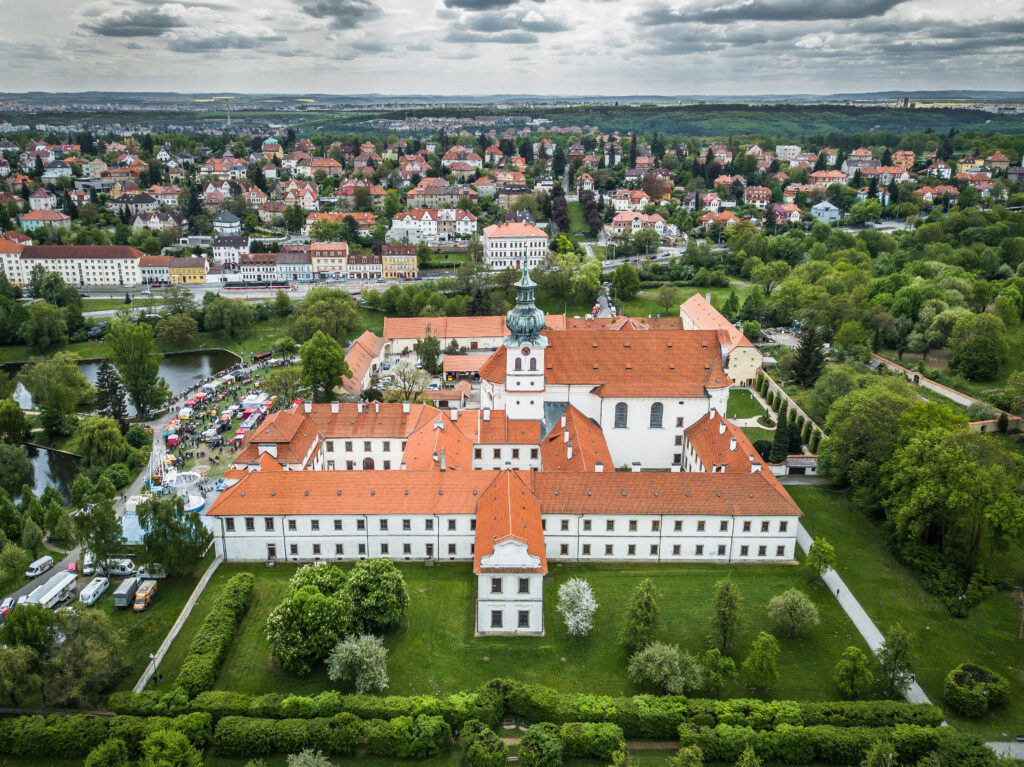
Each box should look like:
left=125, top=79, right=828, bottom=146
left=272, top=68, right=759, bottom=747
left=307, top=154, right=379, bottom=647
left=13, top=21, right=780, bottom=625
left=556, top=577, right=598, bottom=637
left=327, top=634, right=389, bottom=694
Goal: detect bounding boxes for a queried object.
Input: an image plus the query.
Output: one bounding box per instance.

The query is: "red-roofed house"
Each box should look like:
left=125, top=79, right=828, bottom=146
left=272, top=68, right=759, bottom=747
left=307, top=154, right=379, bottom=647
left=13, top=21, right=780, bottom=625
left=680, top=293, right=762, bottom=385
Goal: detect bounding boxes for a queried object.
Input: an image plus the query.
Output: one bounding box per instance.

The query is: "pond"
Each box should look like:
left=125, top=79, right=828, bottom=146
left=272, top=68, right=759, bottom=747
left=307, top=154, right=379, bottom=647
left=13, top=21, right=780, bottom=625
left=7, top=348, right=240, bottom=415
left=23, top=444, right=80, bottom=499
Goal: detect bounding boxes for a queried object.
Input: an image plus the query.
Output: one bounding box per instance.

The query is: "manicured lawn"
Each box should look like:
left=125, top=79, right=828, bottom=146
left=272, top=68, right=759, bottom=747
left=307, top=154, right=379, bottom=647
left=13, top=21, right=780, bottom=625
left=727, top=389, right=766, bottom=420
left=622, top=284, right=754, bottom=319
left=202, top=560, right=877, bottom=703
left=741, top=426, right=776, bottom=444
left=789, top=484, right=1024, bottom=740
left=81, top=297, right=163, bottom=312
left=536, top=296, right=598, bottom=318
left=566, top=201, right=594, bottom=238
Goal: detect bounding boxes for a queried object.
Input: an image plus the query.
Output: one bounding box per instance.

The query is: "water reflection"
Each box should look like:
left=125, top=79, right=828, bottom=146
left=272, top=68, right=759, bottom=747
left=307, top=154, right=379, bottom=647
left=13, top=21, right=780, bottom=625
left=23, top=444, right=80, bottom=500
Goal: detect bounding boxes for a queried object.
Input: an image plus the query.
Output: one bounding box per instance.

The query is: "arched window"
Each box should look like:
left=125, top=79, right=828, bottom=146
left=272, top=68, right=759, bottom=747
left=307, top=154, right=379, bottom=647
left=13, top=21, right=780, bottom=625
left=614, top=402, right=628, bottom=428
left=649, top=402, right=664, bottom=428
left=529, top=358, right=537, bottom=371
left=514, top=357, right=522, bottom=371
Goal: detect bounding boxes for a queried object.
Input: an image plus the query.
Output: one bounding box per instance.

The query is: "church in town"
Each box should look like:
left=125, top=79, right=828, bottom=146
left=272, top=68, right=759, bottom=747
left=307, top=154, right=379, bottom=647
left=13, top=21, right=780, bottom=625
left=206, top=263, right=798, bottom=636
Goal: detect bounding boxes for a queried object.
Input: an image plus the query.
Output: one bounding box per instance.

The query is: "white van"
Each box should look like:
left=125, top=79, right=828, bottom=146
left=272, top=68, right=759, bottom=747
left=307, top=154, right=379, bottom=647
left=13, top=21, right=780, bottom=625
left=79, top=576, right=110, bottom=606
left=97, top=559, right=136, bottom=577
left=25, top=555, right=54, bottom=579
left=82, top=551, right=95, bottom=576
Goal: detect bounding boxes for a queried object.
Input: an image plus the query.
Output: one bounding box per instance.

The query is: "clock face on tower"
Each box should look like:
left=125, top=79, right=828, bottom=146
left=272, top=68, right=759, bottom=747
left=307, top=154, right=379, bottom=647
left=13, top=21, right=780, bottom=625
left=521, top=347, right=531, bottom=355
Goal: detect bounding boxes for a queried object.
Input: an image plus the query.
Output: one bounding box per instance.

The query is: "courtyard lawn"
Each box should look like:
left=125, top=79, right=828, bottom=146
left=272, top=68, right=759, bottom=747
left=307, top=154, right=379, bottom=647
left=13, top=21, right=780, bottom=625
left=566, top=202, right=593, bottom=239
left=622, top=284, right=754, bottom=319
left=741, top=426, right=776, bottom=444
left=788, top=484, right=1024, bottom=740
left=199, top=560, right=877, bottom=702
left=727, top=389, right=766, bottom=420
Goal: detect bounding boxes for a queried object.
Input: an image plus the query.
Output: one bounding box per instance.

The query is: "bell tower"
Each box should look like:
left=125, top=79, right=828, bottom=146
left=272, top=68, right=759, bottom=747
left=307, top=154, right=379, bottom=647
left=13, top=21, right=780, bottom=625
left=504, top=261, right=547, bottom=421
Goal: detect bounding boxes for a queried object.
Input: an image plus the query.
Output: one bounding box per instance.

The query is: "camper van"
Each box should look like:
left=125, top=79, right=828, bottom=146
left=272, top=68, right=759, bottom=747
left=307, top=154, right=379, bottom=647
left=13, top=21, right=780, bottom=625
left=133, top=580, right=158, bottom=612
left=25, top=555, right=54, bottom=579
left=97, top=559, right=136, bottom=577
left=113, top=576, right=140, bottom=609
left=79, top=576, right=110, bottom=606
left=137, top=565, right=167, bottom=580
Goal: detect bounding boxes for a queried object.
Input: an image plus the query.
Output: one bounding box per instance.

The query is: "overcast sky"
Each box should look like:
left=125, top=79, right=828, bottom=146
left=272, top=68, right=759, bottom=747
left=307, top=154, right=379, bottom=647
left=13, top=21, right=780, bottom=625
left=1, top=0, right=1021, bottom=95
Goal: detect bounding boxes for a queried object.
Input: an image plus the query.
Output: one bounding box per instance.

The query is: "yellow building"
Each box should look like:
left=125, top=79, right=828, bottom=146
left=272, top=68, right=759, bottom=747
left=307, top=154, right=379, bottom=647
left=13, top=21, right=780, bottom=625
left=169, top=256, right=207, bottom=284
left=381, top=244, right=419, bottom=279
left=310, top=242, right=348, bottom=280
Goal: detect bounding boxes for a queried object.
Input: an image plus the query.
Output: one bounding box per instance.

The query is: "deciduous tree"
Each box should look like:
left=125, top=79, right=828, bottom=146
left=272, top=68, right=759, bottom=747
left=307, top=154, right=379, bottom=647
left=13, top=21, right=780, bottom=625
left=622, top=578, right=660, bottom=651
left=767, top=588, right=819, bottom=637
left=106, top=319, right=170, bottom=419
left=346, top=557, right=409, bottom=634
left=742, top=631, right=780, bottom=696
left=710, top=578, right=742, bottom=654
left=832, top=646, right=875, bottom=699
left=327, top=634, right=389, bottom=694
left=300, top=331, right=351, bottom=402
left=556, top=577, right=598, bottom=637
left=136, top=494, right=212, bottom=577
left=266, top=585, right=352, bottom=676
left=805, top=537, right=837, bottom=578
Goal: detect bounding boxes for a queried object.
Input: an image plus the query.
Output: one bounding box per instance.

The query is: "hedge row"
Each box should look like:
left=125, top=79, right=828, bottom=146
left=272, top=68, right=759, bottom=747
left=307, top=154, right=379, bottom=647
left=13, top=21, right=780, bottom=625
left=461, top=719, right=508, bottom=767
left=557, top=722, right=625, bottom=761
left=678, top=723, right=993, bottom=766
left=213, top=713, right=362, bottom=758
left=176, top=573, right=255, bottom=696
left=494, top=680, right=943, bottom=738
left=0, top=712, right=211, bottom=758
left=364, top=714, right=453, bottom=758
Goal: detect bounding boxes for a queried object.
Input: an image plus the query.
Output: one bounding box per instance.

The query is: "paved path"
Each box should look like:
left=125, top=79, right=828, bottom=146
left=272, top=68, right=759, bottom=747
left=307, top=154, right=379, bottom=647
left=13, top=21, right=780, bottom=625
left=796, top=524, right=931, bottom=705
left=595, top=291, right=613, bottom=319
left=987, top=742, right=1024, bottom=758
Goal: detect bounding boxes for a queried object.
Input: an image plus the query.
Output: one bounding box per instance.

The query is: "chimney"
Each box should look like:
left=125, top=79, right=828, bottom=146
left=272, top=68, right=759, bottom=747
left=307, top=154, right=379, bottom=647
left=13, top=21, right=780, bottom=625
left=719, top=420, right=727, bottom=435
left=751, top=462, right=762, bottom=473
left=402, top=402, right=410, bottom=414
left=330, top=402, right=338, bottom=414
left=450, top=408, right=459, bottom=421
left=730, top=437, right=737, bottom=452
left=631, top=462, right=641, bottom=473
left=304, top=402, right=312, bottom=414
left=400, top=461, right=407, bottom=470
left=563, top=429, right=569, bottom=443
left=706, top=292, right=711, bottom=302
left=439, top=449, right=446, bottom=472
left=483, top=409, right=491, bottom=422
left=357, top=402, right=363, bottom=413
left=567, top=444, right=573, bottom=460
left=374, top=401, right=380, bottom=413
left=594, top=462, right=604, bottom=473
left=670, top=465, right=681, bottom=473
left=560, top=413, right=566, bottom=428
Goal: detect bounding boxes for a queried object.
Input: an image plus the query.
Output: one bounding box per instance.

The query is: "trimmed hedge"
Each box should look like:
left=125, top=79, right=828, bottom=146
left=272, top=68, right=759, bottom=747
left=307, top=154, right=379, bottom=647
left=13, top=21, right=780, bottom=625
left=212, top=713, right=362, bottom=758
left=492, top=680, right=942, bottom=738
left=186, top=687, right=502, bottom=728
left=461, top=719, right=508, bottom=767
left=363, top=715, right=452, bottom=758
left=107, top=688, right=190, bottom=717
left=0, top=712, right=211, bottom=758
left=678, top=723, right=993, bottom=766
left=944, top=663, right=1011, bottom=718
left=176, top=573, right=255, bottom=697
left=558, top=722, right=624, bottom=760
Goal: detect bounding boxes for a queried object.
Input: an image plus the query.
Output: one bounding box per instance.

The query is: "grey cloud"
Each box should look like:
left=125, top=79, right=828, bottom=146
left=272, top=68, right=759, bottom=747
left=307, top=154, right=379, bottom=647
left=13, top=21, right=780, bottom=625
left=298, top=0, right=380, bottom=29
left=82, top=8, right=186, bottom=37
left=407, top=41, right=433, bottom=51
left=442, top=29, right=539, bottom=43
left=167, top=31, right=286, bottom=51
left=351, top=38, right=390, bottom=52
left=633, top=0, right=909, bottom=26
left=464, top=10, right=569, bottom=33
left=443, top=0, right=522, bottom=9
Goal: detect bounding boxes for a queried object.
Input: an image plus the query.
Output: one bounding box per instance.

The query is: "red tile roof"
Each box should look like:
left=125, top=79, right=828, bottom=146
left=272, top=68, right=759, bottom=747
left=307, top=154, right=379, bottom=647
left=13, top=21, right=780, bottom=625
left=540, top=405, right=613, bottom=472
left=474, top=471, right=547, bottom=574
left=233, top=408, right=323, bottom=468
left=342, top=330, right=385, bottom=394
left=680, top=293, right=754, bottom=352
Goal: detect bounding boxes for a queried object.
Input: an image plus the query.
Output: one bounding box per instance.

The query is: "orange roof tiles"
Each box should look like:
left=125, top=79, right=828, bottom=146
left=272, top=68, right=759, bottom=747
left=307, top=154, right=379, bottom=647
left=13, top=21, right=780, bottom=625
left=398, top=414, right=476, bottom=471
left=305, top=401, right=436, bottom=439
left=540, top=405, right=613, bottom=472
left=474, top=471, right=547, bottom=574
left=684, top=410, right=763, bottom=473
left=680, top=293, right=754, bottom=352
left=342, top=330, right=385, bottom=394
left=233, top=408, right=323, bottom=468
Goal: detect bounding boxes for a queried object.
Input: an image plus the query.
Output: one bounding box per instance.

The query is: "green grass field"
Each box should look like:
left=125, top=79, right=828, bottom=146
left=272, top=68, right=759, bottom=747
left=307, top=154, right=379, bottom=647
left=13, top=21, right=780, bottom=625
left=81, top=297, right=164, bottom=312
left=789, top=485, right=1024, bottom=740
left=741, top=426, right=776, bottom=444
left=162, top=559, right=879, bottom=704
left=566, top=201, right=593, bottom=238
left=727, top=389, right=766, bottom=420
left=622, top=284, right=754, bottom=319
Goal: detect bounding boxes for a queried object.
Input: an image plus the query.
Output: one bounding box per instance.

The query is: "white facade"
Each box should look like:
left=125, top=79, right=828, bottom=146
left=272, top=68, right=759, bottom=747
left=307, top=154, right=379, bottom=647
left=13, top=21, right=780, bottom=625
left=8, top=247, right=142, bottom=287
left=482, top=225, right=548, bottom=270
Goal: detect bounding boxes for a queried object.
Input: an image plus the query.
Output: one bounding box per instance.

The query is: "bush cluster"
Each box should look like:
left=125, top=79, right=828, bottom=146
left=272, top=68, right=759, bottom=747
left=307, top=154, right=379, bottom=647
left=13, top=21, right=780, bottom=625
left=678, top=722, right=992, bottom=765
left=176, top=573, right=255, bottom=696
left=557, top=722, right=625, bottom=760
left=944, top=663, right=1011, bottom=717
left=461, top=719, right=508, bottom=767
left=363, top=714, right=452, bottom=758
left=0, top=712, right=210, bottom=758
left=107, top=688, right=190, bottom=717
left=212, top=713, right=362, bottom=758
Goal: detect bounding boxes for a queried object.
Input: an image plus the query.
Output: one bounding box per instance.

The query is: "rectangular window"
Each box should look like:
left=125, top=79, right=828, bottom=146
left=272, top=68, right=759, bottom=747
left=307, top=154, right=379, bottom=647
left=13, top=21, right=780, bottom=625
left=313, top=544, right=321, bottom=556
left=245, top=517, right=254, bottom=531
left=334, top=520, right=342, bottom=531
left=605, top=544, right=613, bottom=556
left=674, top=435, right=683, bottom=446
left=720, top=521, right=728, bottom=532
left=426, top=543, right=433, bottom=558
left=696, top=544, right=704, bottom=556
left=582, top=544, right=591, bottom=555
left=518, top=610, right=530, bottom=628
left=491, top=611, right=503, bottom=628
left=493, top=448, right=501, bottom=459
left=380, top=543, right=389, bottom=555
left=676, top=417, right=684, bottom=427
left=289, top=543, right=298, bottom=556
left=777, top=545, right=786, bottom=556
left=346, top=461, right=355, bottom=470
left=380, top=520, right=388, bottom=531
left=758, top=545, right=767, bottom=556
left=673, top=520, right=682, bottom=532
left=743, top=520, right=752, bottom=532
left=628, top=520, right=637, bottom=532
left=673, top=544, right=681, bottom=555
left=425, top=519, right=434, bottom=531
left=606, top=520, right=615, bottom=532
left=779, top=521, right=788, bottom=533
left=650, top=545, right=658, bottom=555
left=357, top=519, right=365, bottom=531
left=740, top=545, right=749, bottom=557
left=267, top=543, right=276, bottom=559
left=560, top=519, right=569, bottom=531
left=491, top=577, right=502, bottom=594
left=512, top=448, right=520, bottom=459
left=364, top=441, right=371, bottom=451
left=761, top=521, right=769, bottom=532
left=403, top=543, right=411, bottom=555
left=225, top=518, right=235, bottom=532
left=518, top=578, right=529, bottom=594
left=448, top=543, right=456, bottom=556
left=287, top=519, right=297, bottom=531
left=717, top=544, right=726, bottom=556
left=326, top=441, right=334, bottom=451
left=471, top=519, right=476, bottom=531
left=448, top=519, right=456, bottom=531
left=345, top=441, right=352, bottom=451
left=628, top=544, right=636, bottom=556
left=697, top=520, right=705, bottom=532
left=583, top=520, right=591, bottom=531
left=265, top=518, right=274, bottom=532
left=402, top=519, right=411, bottom=531
left=335, top=544, right=344, bottom=556
left=474, top=448, right=482, bottom=459
left=560, top=543, right=568, bottom=555
left=358, top=543, right=367, bottom=556
left=531, top=448, right=538, bottom=459
left=383, top=441, right=390, bottom=452
left=311, top=520, right=320, bottom=532
left=651, top=520, right=660, bottom=532
left=383, top=460, right=391, bottom=470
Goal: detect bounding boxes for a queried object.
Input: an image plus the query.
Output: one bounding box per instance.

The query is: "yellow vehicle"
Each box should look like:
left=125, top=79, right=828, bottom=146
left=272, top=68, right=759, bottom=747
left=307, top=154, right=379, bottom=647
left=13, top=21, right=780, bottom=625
left=133, top=580, right=158, bottom=612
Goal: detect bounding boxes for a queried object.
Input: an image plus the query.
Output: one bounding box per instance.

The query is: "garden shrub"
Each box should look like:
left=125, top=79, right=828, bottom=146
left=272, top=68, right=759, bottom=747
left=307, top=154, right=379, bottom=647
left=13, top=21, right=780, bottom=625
left=175, top=573, right=255, bottom=696
left=558, top=722, right=624, bottom=760
left=519, top=723, right=564, bottom=767
left=363, top=715, right=452, bottom=758
left=461, top=719, right=508, bottom=767
left=0, top=713, right=210, bottom=758
left=944, top=663, right=1010, bottom=717
left=212, top=713, right=361, bottom=757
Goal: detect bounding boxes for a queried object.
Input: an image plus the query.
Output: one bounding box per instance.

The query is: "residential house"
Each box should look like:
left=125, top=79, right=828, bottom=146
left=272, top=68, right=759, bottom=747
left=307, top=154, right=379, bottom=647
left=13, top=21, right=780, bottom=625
left=18, top=209, right=71, bottom=231
left=212, top=235, right=250, bottom=266
left=212, top=210, right=242, bottom=236
left=6, top=245, right=141, bottom=286
left=482, top=222, right=549, bottom=270
left=28, top=188, right=58, bottom=211
left=381, top=244, right=418, bottom=280
left=131, top=211, right=185, bottom=232
left=310, top=242, right=348, bottom=280
left=810, top=201, right=840, bottom=223
left=139, top=255, right=172, bottom=284
left=169, top=256, right=208, bottom=285
left=347, top=253, right=383, bottom=280
left=743, top=186, right=772, bottom=210
left=239, top=253, right=277, bottom=283
left=275, top=252, right=313, bottom=283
